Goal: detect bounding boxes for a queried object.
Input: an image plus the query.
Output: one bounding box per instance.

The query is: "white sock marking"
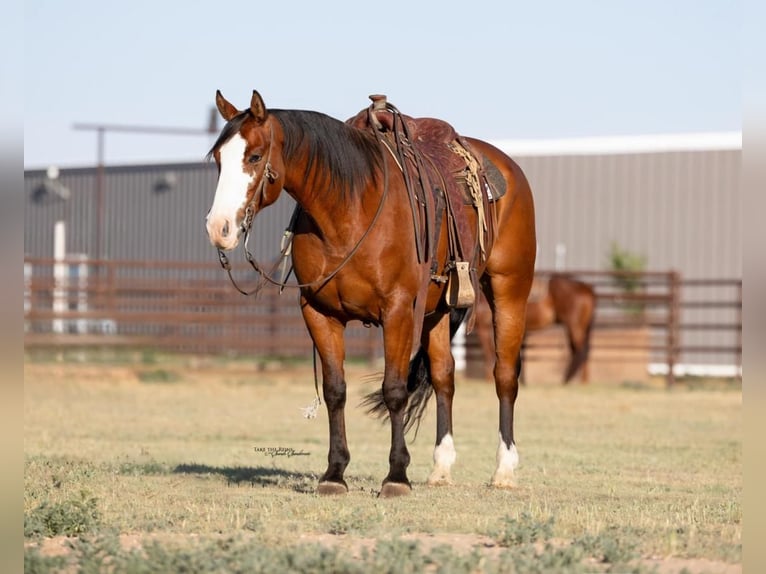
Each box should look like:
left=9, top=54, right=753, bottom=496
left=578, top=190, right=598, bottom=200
left=429, top=433, right=456, bottom=484
left=495, top=432, right=519, bottom=476
left=433, top=433, right=456, bottom=469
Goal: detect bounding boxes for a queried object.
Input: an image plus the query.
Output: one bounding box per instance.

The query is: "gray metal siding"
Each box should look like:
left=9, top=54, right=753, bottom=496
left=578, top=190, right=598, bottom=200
left=26, top=149, right=741, bottom=281
left=25, top=162, right=298, bottom=267
left=514, top=149, right=741, bottom=279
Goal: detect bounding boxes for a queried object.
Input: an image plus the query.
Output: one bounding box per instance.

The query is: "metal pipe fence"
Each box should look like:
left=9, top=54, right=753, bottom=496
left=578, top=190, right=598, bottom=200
left=465, top=269, right=741, bottom=386
left=24, top=259, right=740, bottom=385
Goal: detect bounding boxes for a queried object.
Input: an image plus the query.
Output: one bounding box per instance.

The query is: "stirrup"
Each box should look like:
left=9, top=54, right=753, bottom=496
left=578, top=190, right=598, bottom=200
left=446, top=261, right=475, bottom=308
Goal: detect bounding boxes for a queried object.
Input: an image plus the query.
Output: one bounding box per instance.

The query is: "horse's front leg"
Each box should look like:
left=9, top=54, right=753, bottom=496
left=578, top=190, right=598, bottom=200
left=301, top=299, right=350, bottom=495
left=379, top=303, right=416, bottom=498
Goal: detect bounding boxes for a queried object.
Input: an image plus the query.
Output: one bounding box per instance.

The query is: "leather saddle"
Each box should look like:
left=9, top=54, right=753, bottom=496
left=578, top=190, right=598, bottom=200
left=274, top=96, right=503, bottom=314
left=347, top=96, right=499, bottom=308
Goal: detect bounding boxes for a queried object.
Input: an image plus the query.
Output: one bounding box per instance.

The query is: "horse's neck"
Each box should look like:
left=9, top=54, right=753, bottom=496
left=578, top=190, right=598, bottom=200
left=284, top=173, right=363, bottom=247
left=278, top=119, right=388, bottom=250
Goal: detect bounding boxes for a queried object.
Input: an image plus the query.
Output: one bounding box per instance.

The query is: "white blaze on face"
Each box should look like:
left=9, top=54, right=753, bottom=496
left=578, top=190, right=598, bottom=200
left=206, top=134, right=253, bottom=248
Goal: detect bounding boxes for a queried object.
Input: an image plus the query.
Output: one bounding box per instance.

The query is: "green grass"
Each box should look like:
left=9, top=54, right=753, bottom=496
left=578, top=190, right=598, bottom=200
left=24, top=358, right=741, bottom=572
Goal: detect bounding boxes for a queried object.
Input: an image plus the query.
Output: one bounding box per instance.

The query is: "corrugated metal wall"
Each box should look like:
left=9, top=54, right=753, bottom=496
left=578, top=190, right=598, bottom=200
left=24, top=162, right=298, bottom=267
left=512, top=149, right=741, bottom=279
left=25, top=147, right=741, bottom=279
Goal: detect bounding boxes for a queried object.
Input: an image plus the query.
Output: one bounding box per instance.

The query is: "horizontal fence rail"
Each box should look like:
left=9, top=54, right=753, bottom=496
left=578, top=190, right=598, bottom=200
left=23, top=257, right=382, bottom=360
left=24, top=259, right=740, bottom=384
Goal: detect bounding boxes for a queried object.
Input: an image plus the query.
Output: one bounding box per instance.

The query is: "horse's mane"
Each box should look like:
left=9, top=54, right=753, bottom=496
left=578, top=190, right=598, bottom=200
left=207, top=109, right=382, bottom=200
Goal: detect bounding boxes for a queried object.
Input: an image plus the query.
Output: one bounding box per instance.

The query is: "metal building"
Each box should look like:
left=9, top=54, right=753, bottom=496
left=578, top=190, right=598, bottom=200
left=24, top=131, right=741, bottom=371
left=499, top=132, right=742, bottom=278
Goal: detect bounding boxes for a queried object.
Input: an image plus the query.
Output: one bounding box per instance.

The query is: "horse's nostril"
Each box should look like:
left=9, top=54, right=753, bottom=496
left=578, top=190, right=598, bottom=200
left=221, top=221, right=229, bottom=238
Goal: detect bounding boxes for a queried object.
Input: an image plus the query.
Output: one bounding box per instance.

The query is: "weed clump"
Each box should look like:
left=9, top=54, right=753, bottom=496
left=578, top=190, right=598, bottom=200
left=492, top=512, right=555, bottom=546
left=24, top=491, right=101, bottom=537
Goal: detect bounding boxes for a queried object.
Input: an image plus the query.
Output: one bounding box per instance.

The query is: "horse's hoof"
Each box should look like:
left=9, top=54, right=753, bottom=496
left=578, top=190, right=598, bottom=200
left=490, top=477, right=518, bottom=489
left=427, top=474, right=453, bottom=486
left=317, top=481, right=348, bottom=495
left=379, top=482, right=412, bottom=498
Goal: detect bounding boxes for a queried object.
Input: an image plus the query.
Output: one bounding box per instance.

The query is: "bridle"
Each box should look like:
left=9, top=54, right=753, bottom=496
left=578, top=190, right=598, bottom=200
left=216, top=113, right=391, bottom=297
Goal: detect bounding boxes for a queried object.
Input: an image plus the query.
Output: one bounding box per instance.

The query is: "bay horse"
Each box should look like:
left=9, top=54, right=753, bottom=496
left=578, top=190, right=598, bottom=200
left=475, top=274, right=596, bottom=383
left=205, top=90, right=536, bottom=496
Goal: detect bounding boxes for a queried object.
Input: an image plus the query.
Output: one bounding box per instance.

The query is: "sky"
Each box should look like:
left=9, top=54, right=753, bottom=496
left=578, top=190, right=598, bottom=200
left=23, top=0, right=741, bottom=169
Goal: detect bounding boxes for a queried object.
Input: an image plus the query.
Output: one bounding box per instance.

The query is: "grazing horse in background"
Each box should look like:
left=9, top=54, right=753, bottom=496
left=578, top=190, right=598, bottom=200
left=205, top=90, right=536, bottom=496
left=475, top=274, right=597, bottom=383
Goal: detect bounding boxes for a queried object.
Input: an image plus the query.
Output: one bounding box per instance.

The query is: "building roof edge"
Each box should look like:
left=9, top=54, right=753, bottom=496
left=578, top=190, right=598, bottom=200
left=491, top=131, right=742, bottom=157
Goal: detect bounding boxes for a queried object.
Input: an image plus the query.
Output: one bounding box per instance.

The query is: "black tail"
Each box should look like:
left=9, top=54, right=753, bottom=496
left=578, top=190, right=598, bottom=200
left=361, top=308, right=468, bottom=436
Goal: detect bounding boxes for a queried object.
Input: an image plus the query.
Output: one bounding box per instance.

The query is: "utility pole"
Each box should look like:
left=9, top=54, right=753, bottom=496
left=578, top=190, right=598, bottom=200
left=73, top=109, right=219, bottom=261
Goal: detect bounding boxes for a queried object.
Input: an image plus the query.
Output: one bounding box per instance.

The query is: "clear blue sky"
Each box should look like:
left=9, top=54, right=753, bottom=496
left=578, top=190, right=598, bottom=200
left=24, top=0, right=741, bottom=169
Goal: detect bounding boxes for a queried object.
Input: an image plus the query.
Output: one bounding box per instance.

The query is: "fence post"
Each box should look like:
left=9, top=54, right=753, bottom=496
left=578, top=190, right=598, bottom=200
left=52, top=221, right=67, bottom=334
left=666, top=271, right=681, bottom=386
left=107, top=262, right=117, bottom=333
left=24, top=261, right=32, bottom=334
left=736, top=281, right=742, bottom=382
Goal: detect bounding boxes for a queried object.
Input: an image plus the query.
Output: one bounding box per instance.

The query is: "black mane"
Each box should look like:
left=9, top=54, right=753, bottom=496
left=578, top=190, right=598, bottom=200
left=207, top=109, right=382, bottom=199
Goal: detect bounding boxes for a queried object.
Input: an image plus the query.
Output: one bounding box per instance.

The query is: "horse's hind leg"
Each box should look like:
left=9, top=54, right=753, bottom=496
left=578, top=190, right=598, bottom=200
left=563, top=324, right=585, bottom=383
left=485, top=278, right=529, bottom=488
left=301, top=301, right=350, bottom=495
left=424, top=313, right=457, bottom=485
left=562, top=306, right=594, bottom=384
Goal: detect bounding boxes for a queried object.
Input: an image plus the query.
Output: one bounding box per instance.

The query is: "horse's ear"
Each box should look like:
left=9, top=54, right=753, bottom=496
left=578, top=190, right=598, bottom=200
left=215, top=90, right=239, bottom=122
left=250, top=90, right=267, bottom=124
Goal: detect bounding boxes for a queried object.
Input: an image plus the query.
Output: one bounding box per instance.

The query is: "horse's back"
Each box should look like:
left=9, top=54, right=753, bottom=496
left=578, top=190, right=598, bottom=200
left=549, top=275, right=596, bottom=301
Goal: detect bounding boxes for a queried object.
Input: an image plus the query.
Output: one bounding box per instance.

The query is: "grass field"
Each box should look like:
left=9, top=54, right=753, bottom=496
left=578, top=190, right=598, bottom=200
left=24, top=354, right=741, bottom=573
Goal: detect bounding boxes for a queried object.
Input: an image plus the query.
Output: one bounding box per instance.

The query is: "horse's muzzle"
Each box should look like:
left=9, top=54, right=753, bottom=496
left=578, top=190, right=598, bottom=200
left=206, top=214, right=240, bottom=251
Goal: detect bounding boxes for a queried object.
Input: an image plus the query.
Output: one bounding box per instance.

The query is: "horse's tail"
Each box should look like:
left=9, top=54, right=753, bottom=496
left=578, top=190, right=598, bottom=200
left=361, top=308, right=468, bottom=436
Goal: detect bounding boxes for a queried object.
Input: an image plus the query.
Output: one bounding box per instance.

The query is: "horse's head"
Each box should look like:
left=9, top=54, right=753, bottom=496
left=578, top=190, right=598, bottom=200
left=205, top=90, right=284, bottom=251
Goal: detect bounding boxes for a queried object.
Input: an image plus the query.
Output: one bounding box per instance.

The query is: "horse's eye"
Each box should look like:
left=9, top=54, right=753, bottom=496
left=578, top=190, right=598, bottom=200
left=248, top=154, right=262, bottom=164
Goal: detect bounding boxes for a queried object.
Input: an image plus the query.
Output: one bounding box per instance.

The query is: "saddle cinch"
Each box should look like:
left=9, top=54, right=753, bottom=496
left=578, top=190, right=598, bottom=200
left=347, top=95, right=506, bottom=310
